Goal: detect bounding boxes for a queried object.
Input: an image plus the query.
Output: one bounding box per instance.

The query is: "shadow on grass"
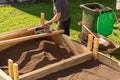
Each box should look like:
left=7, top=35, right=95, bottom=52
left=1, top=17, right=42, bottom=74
left=110, top=47, right=120, bottom=61
left=113, top=26, right=119, bottom=29
left=10, top=0, right=116, bottom=32
left=11, top=1, right=53, bottom=20
left=10, top=0, right=84, bottom=31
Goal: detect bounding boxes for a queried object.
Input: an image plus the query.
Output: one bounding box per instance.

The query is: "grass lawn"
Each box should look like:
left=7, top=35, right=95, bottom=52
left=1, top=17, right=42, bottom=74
left=0, top=0, right=120, bottom=60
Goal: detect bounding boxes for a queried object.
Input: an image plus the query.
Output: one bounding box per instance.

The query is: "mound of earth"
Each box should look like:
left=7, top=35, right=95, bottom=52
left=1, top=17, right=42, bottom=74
left=0, top=38, right=74, bottom=74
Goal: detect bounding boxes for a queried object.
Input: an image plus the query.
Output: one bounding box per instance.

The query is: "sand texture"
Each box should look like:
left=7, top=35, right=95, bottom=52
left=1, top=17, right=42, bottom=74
left=0, top=38, right=75, bottom=74
left=40, top=59, right=120, bottom=80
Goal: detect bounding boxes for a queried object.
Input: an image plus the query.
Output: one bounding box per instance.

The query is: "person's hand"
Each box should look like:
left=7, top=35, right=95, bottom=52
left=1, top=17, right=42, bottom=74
left=45, top=20, right=53, bottom=26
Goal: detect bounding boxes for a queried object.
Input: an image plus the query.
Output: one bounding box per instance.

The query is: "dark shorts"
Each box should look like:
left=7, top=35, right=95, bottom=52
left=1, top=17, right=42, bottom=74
left=57, top=18, right=71, bottom=36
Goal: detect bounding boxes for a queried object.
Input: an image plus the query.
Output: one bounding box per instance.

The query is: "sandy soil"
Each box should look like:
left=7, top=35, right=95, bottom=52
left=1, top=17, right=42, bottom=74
left=39, top=59, right=120, bottom=80
left=0, top=38, right=120, bottom=80
left=0, top=38, right=75, bottom=74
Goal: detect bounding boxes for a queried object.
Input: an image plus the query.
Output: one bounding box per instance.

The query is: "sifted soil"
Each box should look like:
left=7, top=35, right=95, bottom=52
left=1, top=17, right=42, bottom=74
left=39, top=59, right=120, bottom=80
left=0, top=38, right=120, bottom=80
left=0, top=38, right=75, bottom=74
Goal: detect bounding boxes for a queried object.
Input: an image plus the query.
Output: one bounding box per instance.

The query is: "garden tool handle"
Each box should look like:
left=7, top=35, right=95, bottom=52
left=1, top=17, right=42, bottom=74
left=78, top=21, right=97, bottom=38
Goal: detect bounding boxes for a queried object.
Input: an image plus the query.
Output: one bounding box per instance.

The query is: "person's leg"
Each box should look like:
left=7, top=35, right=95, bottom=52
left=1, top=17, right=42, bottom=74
left=57, top=19, right=71, bottom=36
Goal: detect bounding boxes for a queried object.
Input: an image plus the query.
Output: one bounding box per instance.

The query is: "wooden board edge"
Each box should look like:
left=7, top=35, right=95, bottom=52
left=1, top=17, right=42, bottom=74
left=0, top=43, right=17, bottom=51
left=98, top=52, right=120, bottom=72
left=19, top=52, right=92, bottom=80
left=0, top=25, right=37, bottom=36
left=61, top=35, right=81, bottom=55
left=0, top=30, right=64, bottom=46
left=0, top=69, right=13, bottom=80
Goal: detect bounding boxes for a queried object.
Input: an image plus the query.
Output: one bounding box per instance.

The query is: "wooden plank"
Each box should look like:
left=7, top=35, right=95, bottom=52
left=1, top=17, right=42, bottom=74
left=8, top=59, right=14, bottom=78
left=87, top=34, right=93, bottom=51
left=0, top=27, right=35, bottom=41
left=13, top=63, right=19, bottom=80
left=19, top=52, right=92, bottom=80
left=0, top=69, right=12, bottom=80
left=98, top=52, right=120, bottom=72
left=60, top=35, right=80, bottom=55
left=0, top=43, right=17, bottom=51
left=47, top=34, right=70, bottom=52
left=40, top=13, right=45, bottom=26
left=93, top=38, right=99, bottom=59
left=72, top=39, right=90, bottom=53
left=48, top=34, right=80, bottom=55
left=0, top=30, right=64, bottom=48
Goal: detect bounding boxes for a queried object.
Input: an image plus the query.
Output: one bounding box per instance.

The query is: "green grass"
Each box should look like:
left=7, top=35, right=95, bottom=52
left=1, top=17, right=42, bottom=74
left=0, top=0, right=120, bottom=60
left=0, top=2, right=54, bottom=33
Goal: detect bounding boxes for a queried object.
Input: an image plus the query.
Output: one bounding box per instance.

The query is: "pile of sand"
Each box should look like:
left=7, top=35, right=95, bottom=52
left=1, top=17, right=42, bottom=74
left=0, top=38, right=74, bottom=74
